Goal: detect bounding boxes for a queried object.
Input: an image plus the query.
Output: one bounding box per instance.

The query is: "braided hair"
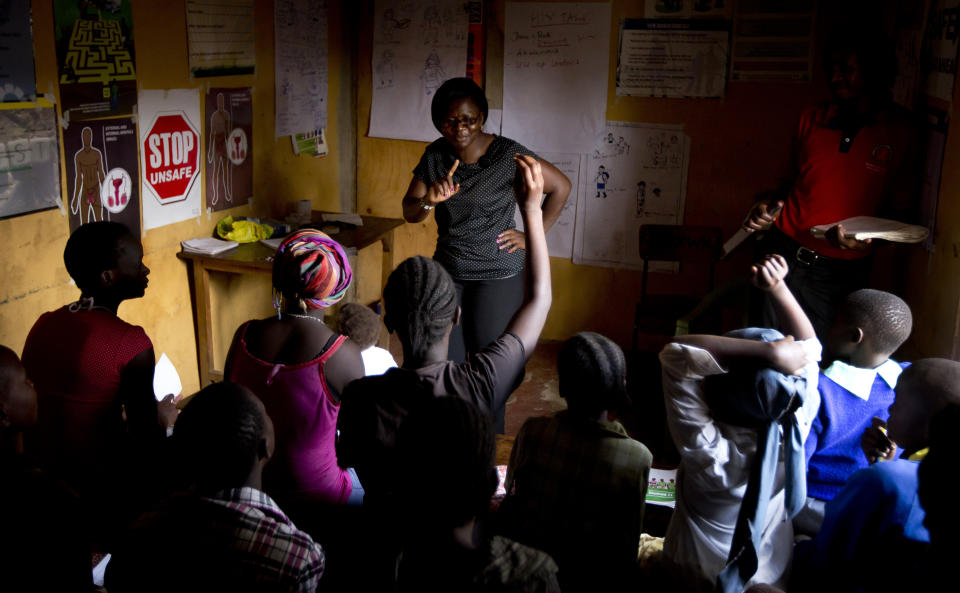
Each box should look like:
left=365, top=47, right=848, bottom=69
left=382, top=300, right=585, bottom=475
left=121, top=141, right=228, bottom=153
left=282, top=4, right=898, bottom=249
left=271, top=229, right=352, bottom=312
left=558, top=332, right=630, bottom=417
left=383, top=256, right=458, bottom=363
left=172, top=382, right=267, bottom=491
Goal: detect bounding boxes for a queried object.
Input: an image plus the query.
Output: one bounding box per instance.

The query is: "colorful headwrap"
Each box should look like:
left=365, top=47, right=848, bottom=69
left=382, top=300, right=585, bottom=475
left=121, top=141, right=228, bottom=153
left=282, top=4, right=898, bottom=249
left=272, top=229, right=352, bottom=310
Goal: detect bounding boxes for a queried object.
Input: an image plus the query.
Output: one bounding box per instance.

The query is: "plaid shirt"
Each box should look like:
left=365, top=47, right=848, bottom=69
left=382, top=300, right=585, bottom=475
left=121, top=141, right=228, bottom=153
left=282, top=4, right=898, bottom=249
left=502, top=412, right=652, bottom=577
left=106, top=486, right=324, bottom=593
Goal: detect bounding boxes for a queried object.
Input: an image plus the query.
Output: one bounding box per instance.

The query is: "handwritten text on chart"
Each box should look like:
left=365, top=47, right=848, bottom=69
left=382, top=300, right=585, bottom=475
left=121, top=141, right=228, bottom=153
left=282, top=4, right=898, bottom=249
left=529, top=11, right=590, bottom=27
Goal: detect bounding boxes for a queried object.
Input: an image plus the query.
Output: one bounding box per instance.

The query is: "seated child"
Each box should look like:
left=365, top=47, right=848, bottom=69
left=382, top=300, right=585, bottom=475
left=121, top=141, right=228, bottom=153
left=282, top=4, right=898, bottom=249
left=792, top=358, right=960, bottom=593
left=106, top=382, right=325, bottom=593
left=918, top=404, right=960, bottom=586
left=396, top=396, right=560, bottom=593
left=0, top=345, right=91, bottom=591
left=337, top=154, right=551, bottom=501
left=499, top=331, right=652, bottom=591
left=796, top=289, right=912, bottom=535
left=21, top=221, right=174, bottom=548
left=338, top=302, right=398, bottom=375
left=660, top=254, right=821, bottom=593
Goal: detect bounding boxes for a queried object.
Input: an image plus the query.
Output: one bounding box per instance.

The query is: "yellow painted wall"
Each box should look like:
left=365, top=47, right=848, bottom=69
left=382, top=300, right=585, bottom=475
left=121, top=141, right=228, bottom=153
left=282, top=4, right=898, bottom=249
left=0, top=0, right=346, bottom=394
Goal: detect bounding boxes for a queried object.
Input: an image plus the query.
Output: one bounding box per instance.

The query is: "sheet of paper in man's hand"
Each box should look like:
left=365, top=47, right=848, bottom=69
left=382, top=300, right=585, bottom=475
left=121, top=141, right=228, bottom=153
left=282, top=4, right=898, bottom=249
left=153, top=353, right=183, bottom=402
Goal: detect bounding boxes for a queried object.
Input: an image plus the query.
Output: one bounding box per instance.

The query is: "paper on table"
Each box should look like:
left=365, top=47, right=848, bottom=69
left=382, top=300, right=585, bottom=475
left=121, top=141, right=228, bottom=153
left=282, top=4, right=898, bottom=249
left=260, top=237, right=284, bottom=251
left=809, top=216, right=930, bottom=244
left=646, top=467, right=677, bottom=508
left=181, top=238, right=239, bottom=255
left=321, top=212, right=363, bottom=226
left=153, top=353, right=182, bottom=402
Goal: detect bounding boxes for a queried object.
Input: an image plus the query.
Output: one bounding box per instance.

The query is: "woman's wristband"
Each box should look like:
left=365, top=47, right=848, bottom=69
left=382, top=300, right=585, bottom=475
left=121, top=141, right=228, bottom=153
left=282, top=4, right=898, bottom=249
left=420, top=198, right=435, bottom=211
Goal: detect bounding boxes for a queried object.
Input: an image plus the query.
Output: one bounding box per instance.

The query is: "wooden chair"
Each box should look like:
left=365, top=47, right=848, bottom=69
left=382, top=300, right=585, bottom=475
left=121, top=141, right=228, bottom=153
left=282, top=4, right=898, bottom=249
left=631, top=224, right=722, bottom=351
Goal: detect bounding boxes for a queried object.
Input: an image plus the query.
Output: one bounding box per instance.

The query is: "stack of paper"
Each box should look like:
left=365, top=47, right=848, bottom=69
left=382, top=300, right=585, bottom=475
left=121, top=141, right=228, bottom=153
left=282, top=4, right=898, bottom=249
left=810, top=216, right=929, bottom=244
left=181, top=237, right=239, bottom=255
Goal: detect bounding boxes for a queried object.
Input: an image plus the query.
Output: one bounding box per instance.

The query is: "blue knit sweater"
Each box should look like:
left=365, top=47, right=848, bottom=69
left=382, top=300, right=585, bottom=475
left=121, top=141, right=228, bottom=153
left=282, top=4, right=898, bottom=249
left=804, top=362, right=908, bottom=501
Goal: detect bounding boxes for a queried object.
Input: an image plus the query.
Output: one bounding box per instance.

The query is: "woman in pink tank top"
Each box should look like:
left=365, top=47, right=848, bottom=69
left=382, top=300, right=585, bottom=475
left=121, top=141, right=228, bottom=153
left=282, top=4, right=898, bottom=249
left=225, top=229, right=365, bottom=507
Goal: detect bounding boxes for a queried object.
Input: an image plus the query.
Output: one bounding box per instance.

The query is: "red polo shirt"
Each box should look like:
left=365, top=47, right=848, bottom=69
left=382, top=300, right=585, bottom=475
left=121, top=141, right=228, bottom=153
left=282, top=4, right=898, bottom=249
left=776, top=103, right=913, bottom=260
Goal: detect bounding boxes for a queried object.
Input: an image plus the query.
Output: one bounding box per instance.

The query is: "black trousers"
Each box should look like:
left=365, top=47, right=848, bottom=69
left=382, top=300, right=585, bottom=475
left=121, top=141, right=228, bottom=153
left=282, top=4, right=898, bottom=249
left=448, top=273, right=525, bottom=434
left=754, top=229, right=871, bottom=342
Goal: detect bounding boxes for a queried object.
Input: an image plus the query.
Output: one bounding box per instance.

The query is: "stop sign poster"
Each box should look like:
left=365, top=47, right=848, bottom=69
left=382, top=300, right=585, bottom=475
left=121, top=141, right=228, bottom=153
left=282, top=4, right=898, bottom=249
left=62, top=116, right=140, bottom=235
left=205, top=87, right=253, bottom=212
left=139, top=89, right=203, bottom=230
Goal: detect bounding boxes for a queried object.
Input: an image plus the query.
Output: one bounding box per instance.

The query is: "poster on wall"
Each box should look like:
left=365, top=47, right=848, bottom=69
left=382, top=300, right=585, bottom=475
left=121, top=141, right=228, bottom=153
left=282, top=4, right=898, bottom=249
left=503, top=2, right=611, bottom=154
left=368, top=0, right=468, bottom=143
left=0, top=2, right=37, bottom=102
left=922, top=0, right=960, bottom=107
left=617, top=19, right=730, bottom=98
left=186, top=0, right=255, bottom=77
left=513, top=153, right=581, bottom=259
left=0, top=108, right=61, bottom=218
left=138, top=89, right=202, bottom=231
left=275, top=0, right=328, bottom=137
left=63, top=116, right=140, bottom=234
left=729, top=0, right=815, bottom=82
left=573, top=121, right=689, bottom=270
left=644, top=0, right=732, bottom=19
left=53, top=0, right=137, bottom=120
left=205, top=87, right=253, bottom=211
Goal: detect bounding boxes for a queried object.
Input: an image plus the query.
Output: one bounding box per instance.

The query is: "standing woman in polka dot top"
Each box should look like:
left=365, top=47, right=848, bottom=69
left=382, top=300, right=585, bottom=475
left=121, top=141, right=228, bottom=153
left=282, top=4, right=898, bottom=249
left=402, top=78, right=571, bottom=433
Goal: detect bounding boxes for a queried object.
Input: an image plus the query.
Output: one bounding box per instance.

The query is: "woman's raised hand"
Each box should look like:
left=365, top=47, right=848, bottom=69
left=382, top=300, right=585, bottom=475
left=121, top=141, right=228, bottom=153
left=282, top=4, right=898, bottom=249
left=425, top=159, right=461, bottom=206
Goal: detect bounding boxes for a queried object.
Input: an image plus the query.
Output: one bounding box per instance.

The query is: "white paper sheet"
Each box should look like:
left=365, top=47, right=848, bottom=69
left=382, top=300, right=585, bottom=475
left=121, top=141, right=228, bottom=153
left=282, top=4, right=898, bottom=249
left=369, top=0, right=469, bottom=142
left=485, top=108, right=503, bottom=135
left=153, top=353, right=183, bottom=401
left=502, top=2, right=611, bottom=153
left=138, top=89, right=203, bottom=231
left=275, top=0, right=329, bottom=137
left=514, top=152, right=582, bottom=259
left=573, top=121, right=689, bottom=269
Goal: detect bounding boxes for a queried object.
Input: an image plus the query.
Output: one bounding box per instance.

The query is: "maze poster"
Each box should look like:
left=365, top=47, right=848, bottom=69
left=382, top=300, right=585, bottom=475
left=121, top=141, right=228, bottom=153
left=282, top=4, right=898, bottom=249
left=54, top=1, right=137, bottom=121
left=63, top=117, right=140, bottom=235
left=205, top=88, right=252, bottom=212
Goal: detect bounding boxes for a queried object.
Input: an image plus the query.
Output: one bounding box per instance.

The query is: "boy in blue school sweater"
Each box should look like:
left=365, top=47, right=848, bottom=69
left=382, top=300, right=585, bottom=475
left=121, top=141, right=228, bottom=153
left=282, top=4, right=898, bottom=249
left=794, top=289, right=912, bottom=535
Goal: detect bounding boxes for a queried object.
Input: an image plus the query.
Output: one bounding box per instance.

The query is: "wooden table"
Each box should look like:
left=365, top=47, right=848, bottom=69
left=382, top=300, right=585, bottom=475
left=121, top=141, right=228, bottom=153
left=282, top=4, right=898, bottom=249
left=177, top=213, right=405, bottom=387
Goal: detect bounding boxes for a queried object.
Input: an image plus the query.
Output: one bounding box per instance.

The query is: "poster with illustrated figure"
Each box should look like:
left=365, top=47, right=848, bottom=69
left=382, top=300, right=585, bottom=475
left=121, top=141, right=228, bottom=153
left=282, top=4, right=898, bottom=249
left=275, top=0, right=328, bottom=137
left=0, top=108, right=61, bottom=218
left=369, top=0, right=469, bottom=142
left=502, top=2, right=611, bottom=154
left=573, top=121, right=689, bottom=270
left=513, top=152, right=582, bottom=259
left=0, top=1, right=37, bottom=102
left=53, top=0, right=137, bottom=121
left=63, top=117, right=140, bottom=234
left=206, top=87, right=253, bottom=212
left=138, top=89, right=203, bottom=231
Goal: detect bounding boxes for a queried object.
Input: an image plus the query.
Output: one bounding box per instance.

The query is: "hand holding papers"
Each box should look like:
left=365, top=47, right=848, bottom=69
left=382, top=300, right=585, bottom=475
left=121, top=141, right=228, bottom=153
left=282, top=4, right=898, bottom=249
left=810, top=216, right=930, bottom=244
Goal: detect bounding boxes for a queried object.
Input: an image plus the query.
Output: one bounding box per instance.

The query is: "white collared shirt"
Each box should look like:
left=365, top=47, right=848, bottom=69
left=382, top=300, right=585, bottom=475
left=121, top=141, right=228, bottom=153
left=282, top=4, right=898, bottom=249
left=822, top=359, right=902, bottom=401
left=658, top=338, right=822, bottom=592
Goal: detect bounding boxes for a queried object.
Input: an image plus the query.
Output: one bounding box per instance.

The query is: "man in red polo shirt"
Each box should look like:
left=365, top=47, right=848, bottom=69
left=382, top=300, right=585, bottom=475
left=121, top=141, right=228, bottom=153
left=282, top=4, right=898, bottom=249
left=743, top=31, right=916, bottom=341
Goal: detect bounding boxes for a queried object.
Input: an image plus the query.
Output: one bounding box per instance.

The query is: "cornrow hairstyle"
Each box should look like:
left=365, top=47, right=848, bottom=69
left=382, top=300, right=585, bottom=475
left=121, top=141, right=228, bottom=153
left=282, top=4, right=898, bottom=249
left=558, top=332, right=630, bottom=417
left=383, top=256, right=458, bottom=363
left=63, top=221, right=133, bottom=294
left=840, top=289, right=912, bottom=356
left=430, top=77, right=489, bottom=131
left=338, top=303, right=382, bottom=350
left=271, top=229, right=352, bottom=311
left=172, top=382, right=266, bottom=491
left=398, top=396, right=496, bottom=530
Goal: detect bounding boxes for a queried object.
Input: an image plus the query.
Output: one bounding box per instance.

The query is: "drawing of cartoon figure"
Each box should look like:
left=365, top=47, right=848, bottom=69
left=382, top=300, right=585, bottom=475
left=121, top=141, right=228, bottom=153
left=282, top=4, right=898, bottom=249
left=423, top=5, right=441, bottom=45
left=375, top=49, right=396, bottom=89
left=606, top=132, right=615, bottom=145
left=381, top=8, right=411, bottom=42
left=421, top=51, right=445, bottom=96
left=617, top=136, right=630, bottom=155
left=669, top=135, right=682, bottom=168
left=72, top=126, right=106, bottom=224
left=595, top=165, right=609, bottom=198
left=636, top=180, right=646, bottom=216
left=647, top=134, right=668, bottom=168
left=207, top=92, right=233, bottom=207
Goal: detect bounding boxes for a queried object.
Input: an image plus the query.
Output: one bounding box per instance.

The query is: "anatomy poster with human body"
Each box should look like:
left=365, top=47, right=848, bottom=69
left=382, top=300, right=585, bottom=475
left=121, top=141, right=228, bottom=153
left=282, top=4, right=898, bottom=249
left=573, top=122, right=689, bottom=269
left=205, top=87, right=253, bottom=212
left=63, top=117, right=140, bottom=234
left=369, top=0, right=468, bottom=142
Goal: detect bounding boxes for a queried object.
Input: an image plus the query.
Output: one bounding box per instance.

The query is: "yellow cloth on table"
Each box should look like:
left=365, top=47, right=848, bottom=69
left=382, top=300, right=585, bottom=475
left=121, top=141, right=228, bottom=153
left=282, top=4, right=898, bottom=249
left=216, top=216, right=274, bottom=243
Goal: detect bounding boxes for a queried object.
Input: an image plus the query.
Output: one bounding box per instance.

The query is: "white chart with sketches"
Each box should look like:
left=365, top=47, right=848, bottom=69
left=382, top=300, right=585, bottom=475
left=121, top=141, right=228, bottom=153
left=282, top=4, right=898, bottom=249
left=369, top=0, right=468, bottom=142
left=275, top=0, right=329, bottom=137
left=513, top=153, right=582, bottom=259
left=573, top=122, right=689, bottom=269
